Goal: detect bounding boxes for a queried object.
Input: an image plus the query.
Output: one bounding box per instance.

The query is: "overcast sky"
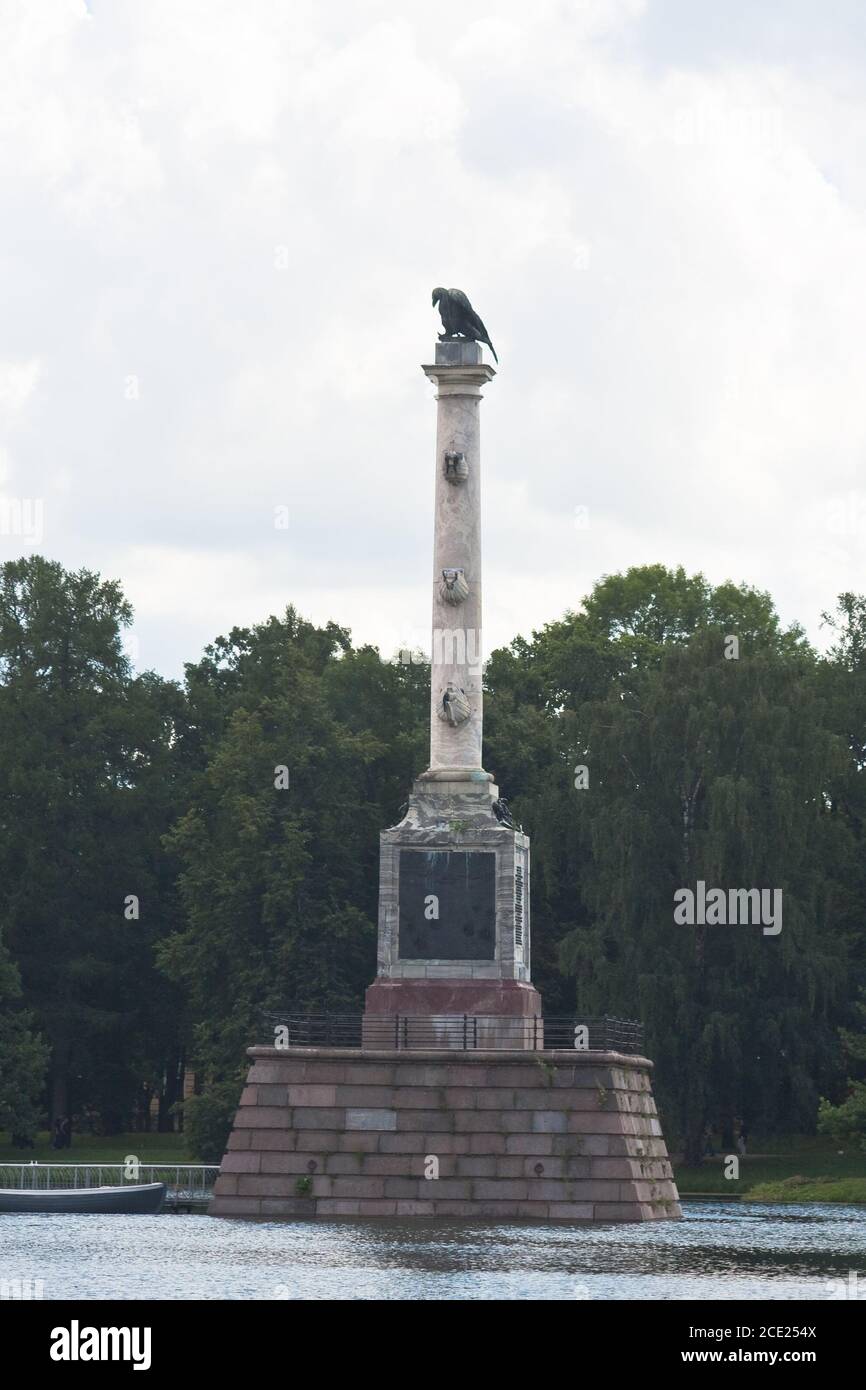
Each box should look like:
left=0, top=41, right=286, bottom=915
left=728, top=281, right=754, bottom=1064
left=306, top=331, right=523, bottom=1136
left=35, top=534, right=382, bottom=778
left=2, top=0, right=866, bottom=678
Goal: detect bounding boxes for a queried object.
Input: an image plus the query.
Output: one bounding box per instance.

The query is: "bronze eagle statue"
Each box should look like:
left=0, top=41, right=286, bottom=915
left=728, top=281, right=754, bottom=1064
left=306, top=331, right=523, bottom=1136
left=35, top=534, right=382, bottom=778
left=432, top=287, right=498, bottom=362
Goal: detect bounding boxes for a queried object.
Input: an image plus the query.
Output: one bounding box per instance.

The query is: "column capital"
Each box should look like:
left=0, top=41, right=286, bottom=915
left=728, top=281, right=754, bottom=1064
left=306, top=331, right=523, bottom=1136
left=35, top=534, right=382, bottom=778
left=422, top=341, right=496, bottom=396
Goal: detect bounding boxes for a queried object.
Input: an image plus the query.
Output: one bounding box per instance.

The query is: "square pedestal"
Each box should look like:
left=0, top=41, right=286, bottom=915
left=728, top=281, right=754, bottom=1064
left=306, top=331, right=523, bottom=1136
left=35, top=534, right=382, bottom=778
left=210, top=1046, right=683, bottom=1223
left=375, top=776, right=531, bottom=985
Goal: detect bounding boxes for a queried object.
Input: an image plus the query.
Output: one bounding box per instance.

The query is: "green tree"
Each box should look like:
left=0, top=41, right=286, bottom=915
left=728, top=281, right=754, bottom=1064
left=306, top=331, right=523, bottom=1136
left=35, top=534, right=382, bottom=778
left=817, top=988, right=866, bottom=1151
left=0, top=934, right=48, bottom=1142
left=158, top=611, right=427, bottom=1150
left=487, top=567, right=854, bottom=1159
left=0, top=556, right=185, bottom=1130
left=819, top=592, right=866, bottom=980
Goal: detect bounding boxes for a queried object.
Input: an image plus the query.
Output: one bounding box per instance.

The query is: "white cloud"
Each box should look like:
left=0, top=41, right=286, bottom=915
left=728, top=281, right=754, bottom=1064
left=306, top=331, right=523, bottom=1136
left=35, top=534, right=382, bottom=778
left=0, top=359, right=41, bottom=415
left=2, top=0, right=865, bottom=675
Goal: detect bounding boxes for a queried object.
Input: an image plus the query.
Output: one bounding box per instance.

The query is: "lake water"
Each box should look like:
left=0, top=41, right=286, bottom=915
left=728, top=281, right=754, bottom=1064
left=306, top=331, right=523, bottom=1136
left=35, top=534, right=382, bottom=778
left=2, top=1201, right=865, bottom=1300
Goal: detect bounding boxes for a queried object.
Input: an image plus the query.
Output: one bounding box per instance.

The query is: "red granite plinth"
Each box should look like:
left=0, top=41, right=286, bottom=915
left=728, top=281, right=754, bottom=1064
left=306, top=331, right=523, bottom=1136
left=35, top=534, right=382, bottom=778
left=364, top=978, right=541, bottom=1016
left=363, top=979, right=542, bottom=1049
left=209, top=1046, right=683, bottom=1223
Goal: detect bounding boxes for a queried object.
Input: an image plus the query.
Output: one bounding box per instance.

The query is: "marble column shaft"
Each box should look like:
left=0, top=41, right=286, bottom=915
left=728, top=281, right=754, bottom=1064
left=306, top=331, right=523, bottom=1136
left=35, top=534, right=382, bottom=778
left=422, top=342, right=495, bottom=777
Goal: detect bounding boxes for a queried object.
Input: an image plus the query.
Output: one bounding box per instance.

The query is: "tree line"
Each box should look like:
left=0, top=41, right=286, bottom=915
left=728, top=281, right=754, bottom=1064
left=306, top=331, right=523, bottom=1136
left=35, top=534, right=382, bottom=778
left=0, top=555, right=864, bottom=1161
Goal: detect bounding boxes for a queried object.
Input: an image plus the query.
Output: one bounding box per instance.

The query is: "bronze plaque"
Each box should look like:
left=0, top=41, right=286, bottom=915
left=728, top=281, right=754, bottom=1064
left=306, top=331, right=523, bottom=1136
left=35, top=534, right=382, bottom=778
left=398, top=850, right=496, bottom=961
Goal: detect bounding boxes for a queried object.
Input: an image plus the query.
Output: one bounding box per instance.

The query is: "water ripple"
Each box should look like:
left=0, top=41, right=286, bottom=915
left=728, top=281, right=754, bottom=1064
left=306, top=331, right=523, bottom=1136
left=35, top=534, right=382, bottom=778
left=1, top=1202, right=864, bottom=1300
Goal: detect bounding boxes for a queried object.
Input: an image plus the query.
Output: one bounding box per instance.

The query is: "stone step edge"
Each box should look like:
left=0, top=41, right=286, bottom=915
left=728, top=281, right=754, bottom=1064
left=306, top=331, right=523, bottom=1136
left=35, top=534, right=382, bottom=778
left=247, top=1046, right=653, bottom=1067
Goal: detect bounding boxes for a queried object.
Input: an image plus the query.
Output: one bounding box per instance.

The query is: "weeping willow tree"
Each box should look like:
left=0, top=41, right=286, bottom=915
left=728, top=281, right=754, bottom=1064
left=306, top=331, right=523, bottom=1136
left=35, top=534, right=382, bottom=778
left=485, top=567, right=855, bottom=1161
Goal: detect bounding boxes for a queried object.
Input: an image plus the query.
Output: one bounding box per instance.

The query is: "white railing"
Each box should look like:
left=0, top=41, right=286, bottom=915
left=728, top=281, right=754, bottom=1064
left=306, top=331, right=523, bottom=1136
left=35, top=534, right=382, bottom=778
left=0, top=1163, right=220, bottom=1201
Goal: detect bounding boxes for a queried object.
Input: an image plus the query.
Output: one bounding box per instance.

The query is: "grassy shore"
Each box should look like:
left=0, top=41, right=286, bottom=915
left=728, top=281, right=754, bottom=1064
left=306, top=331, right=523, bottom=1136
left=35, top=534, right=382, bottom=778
left=674, top=1135, right=866, bottom=1202
left=0, top=1132, right=194, bottom=1164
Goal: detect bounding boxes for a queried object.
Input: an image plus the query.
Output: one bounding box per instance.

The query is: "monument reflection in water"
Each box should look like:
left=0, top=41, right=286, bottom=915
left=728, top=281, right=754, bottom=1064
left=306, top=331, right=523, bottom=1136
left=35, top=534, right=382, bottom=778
left=211, top=306, right=681, bottom=1223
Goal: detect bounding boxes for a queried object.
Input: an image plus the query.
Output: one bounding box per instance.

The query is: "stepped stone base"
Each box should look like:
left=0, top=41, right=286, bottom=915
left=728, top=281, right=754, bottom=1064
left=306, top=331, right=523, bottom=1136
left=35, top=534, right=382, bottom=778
left=210, top=1046, right=682, bottom=1223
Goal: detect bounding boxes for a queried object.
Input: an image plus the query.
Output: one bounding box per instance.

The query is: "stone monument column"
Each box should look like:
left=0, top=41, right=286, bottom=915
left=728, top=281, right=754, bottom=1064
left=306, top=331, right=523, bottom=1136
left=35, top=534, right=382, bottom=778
left=422, top=341, right=495, bottom=780
left=364, top=334, right=541, bottom=1037
left=210, top=304, right=682, bottom=1225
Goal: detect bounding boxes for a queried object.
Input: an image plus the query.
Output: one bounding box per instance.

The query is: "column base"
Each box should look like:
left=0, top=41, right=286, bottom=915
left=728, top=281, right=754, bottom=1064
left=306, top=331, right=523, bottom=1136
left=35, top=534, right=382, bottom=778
left=365, top=978, right=541, bottom=1016
left=417, top=767, right=495, bottom=783
left=364, top=978, right=542, bottom=1050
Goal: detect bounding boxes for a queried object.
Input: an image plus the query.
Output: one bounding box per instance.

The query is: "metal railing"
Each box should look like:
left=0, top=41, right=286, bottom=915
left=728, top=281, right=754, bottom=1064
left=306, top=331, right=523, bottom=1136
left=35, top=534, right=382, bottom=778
left=0, top=1164, right=220, bottom=1203
left=263, top=1012, right=644, bottom=1054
